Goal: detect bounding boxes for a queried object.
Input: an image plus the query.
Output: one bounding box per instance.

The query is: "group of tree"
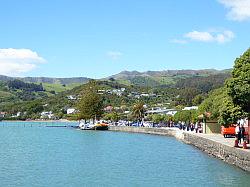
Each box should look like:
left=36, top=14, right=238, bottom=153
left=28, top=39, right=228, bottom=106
left=198, top=48, right=250, bottom=126
left=175, top=73, right=231, bottom=93
left=77, top=80, right=104, bottom=121
left=7, top=79, right=44, bottom=92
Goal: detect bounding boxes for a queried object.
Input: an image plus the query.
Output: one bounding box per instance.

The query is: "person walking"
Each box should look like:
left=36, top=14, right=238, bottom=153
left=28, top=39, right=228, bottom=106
left=195, top=122, right=198, bottom=133
left=239, top=124, right=245, bottom=144
left=235, top=124, right=240, bottom=144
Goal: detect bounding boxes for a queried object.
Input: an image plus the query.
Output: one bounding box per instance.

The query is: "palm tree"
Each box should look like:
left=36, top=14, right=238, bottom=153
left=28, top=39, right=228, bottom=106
left=132, top=101, right=145, bottom=122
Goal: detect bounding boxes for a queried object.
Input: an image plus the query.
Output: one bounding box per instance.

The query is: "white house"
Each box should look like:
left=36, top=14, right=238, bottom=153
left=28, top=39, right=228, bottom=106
left=183, top=106, right=198, bottom=110
left=121, top=88, right=126, bottom=92
left=11, top=112, right=21, bottom=118
left=67, top=95, right=76, bottom=100
left=41, top=111, right=54, bottom=119
left=67, top=108, right=76, bottom=114
left=166, top=110, right=178, bottom=116
left=145, top=108, right=177, bottom=115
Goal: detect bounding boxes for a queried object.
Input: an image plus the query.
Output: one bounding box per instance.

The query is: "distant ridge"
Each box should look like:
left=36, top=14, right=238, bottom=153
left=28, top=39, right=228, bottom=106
left=110, top=69, right=231, bottom=78
left=0, top=69, right=231, bottom=86
left=107, top=69, right=232, bottom=87
left=0, top=75, right=90, bottom=85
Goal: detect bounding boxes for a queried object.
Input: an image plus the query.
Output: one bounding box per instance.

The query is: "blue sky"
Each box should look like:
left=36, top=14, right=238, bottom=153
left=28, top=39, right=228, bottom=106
left=0, top=0, right=249, bottom=78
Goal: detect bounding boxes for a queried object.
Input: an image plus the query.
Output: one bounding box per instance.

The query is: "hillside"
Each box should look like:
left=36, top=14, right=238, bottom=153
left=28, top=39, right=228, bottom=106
left=0, top=75, right=90, bottom=85
left=0, top=69, right=231, bottom=88
left=0, top=75, right=89, bottom=102
left=0, top=69, right=231, bottom=119
left=108, top=69, right=231, bottom=87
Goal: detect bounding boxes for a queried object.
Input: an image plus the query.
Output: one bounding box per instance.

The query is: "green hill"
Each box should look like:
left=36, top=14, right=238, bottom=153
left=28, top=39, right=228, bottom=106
left=0, top=75, right=90, bottom=85
left=0, top=69, right=232, bottom=120
left=107, top=69, right=231, bottom=87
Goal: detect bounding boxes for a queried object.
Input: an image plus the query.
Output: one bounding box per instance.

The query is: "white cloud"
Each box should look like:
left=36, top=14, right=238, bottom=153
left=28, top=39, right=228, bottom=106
left=184, top=31, right=214, bottom=42
left=0, top=48, right=45, bottom=76
left=107, top=51, right=123, bottom=60
left=184, top=30, right=234, bottom=43
left=218, top=0, right=250, bottom=21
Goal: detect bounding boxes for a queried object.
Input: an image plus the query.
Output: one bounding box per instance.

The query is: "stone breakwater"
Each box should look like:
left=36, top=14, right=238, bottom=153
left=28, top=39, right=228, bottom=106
left=109, top=126, right=250, bottom=172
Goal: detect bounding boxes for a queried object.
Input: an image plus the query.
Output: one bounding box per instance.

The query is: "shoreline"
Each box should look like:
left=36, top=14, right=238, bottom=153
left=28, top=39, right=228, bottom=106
left=109, top=126, right=250, bottom=172
left=1, top=119, right=77, bottom=123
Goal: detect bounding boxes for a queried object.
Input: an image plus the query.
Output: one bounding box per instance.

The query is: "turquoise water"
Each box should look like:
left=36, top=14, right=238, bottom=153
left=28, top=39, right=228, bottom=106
left=0, top=122, right=250, bottom=187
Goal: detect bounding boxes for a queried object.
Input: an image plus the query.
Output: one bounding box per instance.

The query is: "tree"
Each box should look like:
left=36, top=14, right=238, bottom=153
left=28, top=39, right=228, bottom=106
left=226, top=48, right=250, bottom=117
left=104, top=112, right=120, bottom=122
left=174, top=110, right=196, bottom=123
left=132, top=101, right=145, bottom=121
left=78, top=80, right=104, bottom=121
left=192, top=94, right=205, bottom=105
left=198, top=87, right=244, bottom=126
left=175, top=88, right=200, bottom=106
left=151, top=114, right=165, bottom=124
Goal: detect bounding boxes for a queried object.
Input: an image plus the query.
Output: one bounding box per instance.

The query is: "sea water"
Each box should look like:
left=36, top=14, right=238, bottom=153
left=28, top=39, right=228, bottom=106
left=0, top=122, right=249, bottom=187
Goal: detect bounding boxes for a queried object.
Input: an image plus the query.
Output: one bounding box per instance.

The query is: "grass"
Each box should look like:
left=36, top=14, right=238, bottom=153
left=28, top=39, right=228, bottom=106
left=151, top=76, right=175, bottom=85
left=115, top=79, right=131, bottom=86
left=42, top=83, right=82, bottom=93
left=0, top=91, right=14, bottom=99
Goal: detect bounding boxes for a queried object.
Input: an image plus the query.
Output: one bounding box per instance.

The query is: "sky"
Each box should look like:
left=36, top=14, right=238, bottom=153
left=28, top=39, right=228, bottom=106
left=0, top=0, right=250, bottom=78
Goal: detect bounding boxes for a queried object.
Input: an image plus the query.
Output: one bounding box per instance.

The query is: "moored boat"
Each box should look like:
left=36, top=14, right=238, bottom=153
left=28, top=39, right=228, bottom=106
left=79, top=121, right=95, bottom=130
left=93, top=122, right=109, bottom=130
left=78, top=121, right=109, bottom=130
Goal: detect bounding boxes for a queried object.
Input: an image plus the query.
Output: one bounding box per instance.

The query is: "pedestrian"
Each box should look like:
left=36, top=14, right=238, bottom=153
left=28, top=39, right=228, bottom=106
left=239, top=124, right=245, bottom=144
left=235, top=124, right=240, bottom=144
left=195, top=122, right=198, bottom=133
left=190, top=123, right=194, bottom=131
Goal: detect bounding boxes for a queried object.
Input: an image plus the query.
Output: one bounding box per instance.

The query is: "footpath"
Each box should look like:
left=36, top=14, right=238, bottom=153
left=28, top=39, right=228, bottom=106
left=192, top=132, right=250, bottom=152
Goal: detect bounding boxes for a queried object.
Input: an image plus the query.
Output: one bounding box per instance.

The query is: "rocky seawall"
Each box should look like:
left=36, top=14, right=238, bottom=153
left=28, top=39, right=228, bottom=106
left=109, top=126, right=250, bottom=172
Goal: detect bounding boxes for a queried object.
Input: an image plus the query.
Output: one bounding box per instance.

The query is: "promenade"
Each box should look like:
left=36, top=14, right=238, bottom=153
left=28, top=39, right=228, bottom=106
left=192, top=132, right=250, bottom=151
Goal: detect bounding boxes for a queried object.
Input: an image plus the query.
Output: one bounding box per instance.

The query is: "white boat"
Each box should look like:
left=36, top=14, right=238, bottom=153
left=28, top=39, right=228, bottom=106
left=78, top=120, right=109, bottom=130
left=78, top=121, right=95, bottom=130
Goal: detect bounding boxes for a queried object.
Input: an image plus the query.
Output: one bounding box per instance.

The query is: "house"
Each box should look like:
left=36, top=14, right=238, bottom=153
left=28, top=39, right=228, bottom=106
left=166, top=110, right=178, bottom=116
left=67, top=95, right=77, bottom=100
left=67, top=108, right=76, bottom=114
left=134, top=95, right=140, bottom=99
left=41, top=111, right=54, bottom=119
left=11, top=112, right=21, bottom=118
left=111, top=89, right=123, bottom=96
left=0, top=112, right=7, bottom=118
left=104, top=106, right=113, bottom=112
left=183, top=106, right=198, bottom=110
left=98, top=90, right=105, bottom=95
left=145, top=108, right=177, bottom=116
left=141, top=93, right=149, bottom=97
